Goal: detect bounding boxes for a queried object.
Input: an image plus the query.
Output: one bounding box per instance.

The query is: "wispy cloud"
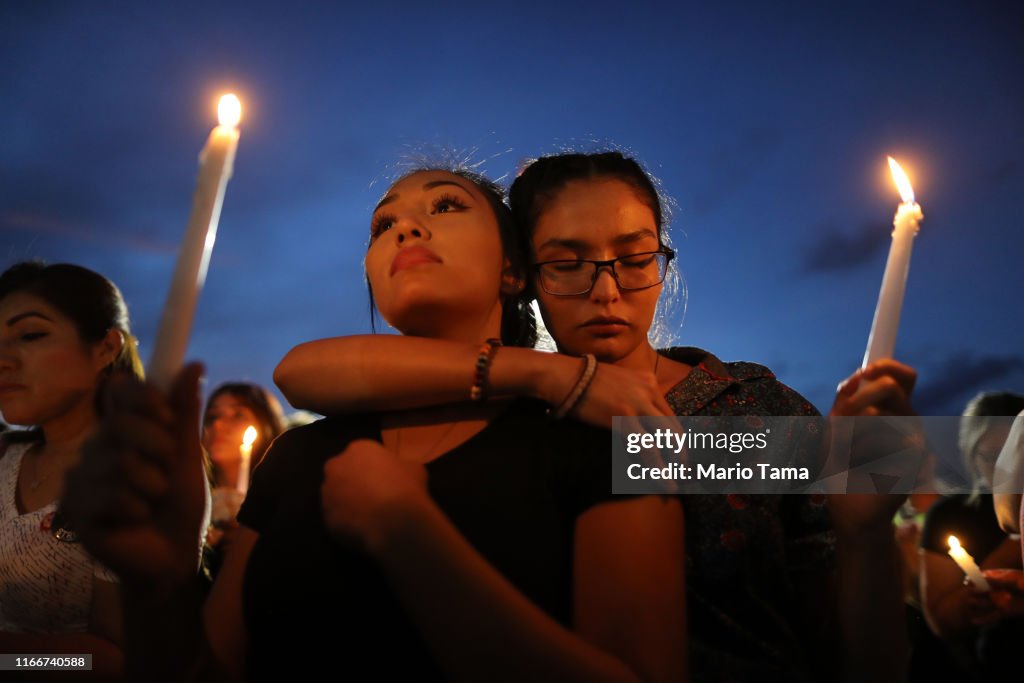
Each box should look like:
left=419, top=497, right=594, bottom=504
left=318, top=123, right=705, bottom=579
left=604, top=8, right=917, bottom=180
left=914, top=351, right=1024, bottom=415
left=0, top=210, right=176, bottom=254
left=801, top=221, right=890, bottom=274
left=688, top=126, right=782, bottom=215
left=976, top=158, right=1021, bottom=191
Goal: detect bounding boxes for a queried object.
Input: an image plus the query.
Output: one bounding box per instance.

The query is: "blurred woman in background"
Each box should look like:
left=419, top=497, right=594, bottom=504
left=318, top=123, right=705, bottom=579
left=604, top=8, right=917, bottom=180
left=201, top=381, right=285, bottom=563
left=0, top=261, right=144, bottom=680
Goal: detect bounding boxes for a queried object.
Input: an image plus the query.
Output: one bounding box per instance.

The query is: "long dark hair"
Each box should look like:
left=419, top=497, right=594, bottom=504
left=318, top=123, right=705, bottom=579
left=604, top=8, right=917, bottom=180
left=510, top=152, right=667, bottom=246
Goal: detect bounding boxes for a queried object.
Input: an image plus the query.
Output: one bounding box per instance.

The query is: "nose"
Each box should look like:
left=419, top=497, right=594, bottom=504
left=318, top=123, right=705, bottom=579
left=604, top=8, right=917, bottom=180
left=589, top=266, right=620, bottom=302
left=394, top=216, right=432, bottom=245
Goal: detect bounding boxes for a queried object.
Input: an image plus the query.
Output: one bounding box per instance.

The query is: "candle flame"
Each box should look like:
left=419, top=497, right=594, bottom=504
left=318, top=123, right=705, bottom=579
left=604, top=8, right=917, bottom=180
left=948, top=535, right=962, bottom=551
left=218, top=94, right=242, bottom=128
left=887, top=156, right=914, bottom=204
left=242, top=425, right=257, bottom=447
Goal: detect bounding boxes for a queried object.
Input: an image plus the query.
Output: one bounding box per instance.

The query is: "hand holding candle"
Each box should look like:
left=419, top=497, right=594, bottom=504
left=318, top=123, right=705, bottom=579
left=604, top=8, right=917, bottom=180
left=948, top=535, right=991, bottom=591
left=147, top=94, right=242, bottom=390
left=862, top=157, right=923, bottom=368
left=237, top=425, right=257, bottom=496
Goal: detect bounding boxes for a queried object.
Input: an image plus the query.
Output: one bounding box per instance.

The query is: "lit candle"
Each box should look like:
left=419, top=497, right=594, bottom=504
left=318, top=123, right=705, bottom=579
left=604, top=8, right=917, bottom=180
left=147, top=94, right=242, bottom=390
left=947, top=535, right=990, bottom=591
left=862, top=157, right=923, bottom=368
left=237, top=425, right=257, bottom=496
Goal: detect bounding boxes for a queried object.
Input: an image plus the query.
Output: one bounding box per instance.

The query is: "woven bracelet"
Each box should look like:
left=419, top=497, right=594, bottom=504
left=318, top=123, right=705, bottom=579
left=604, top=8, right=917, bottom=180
left=551, top=354, right=597, bottom=419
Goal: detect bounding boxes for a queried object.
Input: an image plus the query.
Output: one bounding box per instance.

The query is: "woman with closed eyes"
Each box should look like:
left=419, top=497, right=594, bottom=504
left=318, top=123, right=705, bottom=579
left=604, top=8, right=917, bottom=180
left=0, top=261, right=145, bottom=680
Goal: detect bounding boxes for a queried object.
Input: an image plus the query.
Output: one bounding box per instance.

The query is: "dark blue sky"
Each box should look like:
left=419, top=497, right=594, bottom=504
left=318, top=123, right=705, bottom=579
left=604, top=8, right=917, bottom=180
left=2, top=0, right=1022, bottom=417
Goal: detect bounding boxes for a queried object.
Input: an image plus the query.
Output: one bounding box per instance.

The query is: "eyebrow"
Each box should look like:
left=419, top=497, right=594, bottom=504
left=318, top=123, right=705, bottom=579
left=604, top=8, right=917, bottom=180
left=536, top=228, right=659, bottom=253
left=374, top=179, right=475, bottom=211
left=6, top=311, right=53, bottom=326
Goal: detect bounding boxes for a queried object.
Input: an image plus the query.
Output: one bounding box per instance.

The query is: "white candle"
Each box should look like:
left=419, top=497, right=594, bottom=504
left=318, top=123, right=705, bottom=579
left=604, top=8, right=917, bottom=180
left=947, top=535, right=990, bottom=591
left=148, top=94, right=242, bottom=390
left=862, top=157, right=923, bottom=368
left=237, top=425, right=257, bottom=496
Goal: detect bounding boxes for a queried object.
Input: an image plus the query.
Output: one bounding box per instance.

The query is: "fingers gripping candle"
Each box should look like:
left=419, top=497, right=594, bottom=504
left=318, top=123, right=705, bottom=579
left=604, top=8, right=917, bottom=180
left=947, top=536, right=991, bottom=591
left=147, top=94, right=241, bottom=390
left=862, top=157, right=923, bottom=369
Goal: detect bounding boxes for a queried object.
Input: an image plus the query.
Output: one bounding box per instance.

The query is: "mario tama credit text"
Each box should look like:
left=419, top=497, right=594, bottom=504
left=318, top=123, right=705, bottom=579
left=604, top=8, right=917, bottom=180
left=623, top=424, right=808, bottom=486
left=611, top=416, right=938, bottom=495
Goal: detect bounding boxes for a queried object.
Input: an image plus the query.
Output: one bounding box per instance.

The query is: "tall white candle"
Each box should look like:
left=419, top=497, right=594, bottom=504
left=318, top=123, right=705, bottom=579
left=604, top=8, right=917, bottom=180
left=237, top=425, right=257, bottom=496
left=947, top=535, right=990, bottom=591
left=148, top=94, right=241, bottom=390
left=862, top=157, right=923, bottom=368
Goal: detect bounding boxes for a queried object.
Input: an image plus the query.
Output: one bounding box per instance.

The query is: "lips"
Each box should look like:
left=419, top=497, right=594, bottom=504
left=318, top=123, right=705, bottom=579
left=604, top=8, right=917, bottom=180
left=390, top=246, right=442, bottom=275
left=582, top=316, right=629, bottom=328
left=581, top=316, right=630, bottom=336
left=0, top=383, right=25, bottom=394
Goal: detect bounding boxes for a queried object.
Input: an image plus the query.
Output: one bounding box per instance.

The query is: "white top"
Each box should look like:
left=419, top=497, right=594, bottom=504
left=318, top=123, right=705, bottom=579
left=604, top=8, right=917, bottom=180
left=0, top=441, right=114, bottom=633
left=993, top=410, right=1024, bottom=535
left=994, top=410, right=1024, bottom=494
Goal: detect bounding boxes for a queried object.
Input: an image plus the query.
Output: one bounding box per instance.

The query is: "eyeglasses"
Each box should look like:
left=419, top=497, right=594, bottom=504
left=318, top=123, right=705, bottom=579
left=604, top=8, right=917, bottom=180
left=532, top=248, right=675, bottom=296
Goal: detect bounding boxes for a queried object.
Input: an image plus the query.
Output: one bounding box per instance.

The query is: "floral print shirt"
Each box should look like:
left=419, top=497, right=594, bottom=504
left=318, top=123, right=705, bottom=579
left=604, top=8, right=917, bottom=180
left=661, top=347, right=836, bottom=683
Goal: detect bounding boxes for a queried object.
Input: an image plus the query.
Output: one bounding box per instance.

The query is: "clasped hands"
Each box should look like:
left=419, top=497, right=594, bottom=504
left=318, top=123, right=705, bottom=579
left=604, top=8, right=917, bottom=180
left=320, top=439, right=432, bottom=556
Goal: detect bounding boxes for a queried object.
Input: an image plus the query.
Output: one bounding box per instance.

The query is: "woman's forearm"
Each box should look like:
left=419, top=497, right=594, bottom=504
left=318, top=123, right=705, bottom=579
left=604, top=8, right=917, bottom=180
left=275, top=335, right=578, bottom=414
left=366, top=499, right=660, bottom=683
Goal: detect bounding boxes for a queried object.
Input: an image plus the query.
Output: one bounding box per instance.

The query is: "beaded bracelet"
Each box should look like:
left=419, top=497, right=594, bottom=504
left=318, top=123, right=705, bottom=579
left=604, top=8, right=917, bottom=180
left=469, top=338, right=502, bottom=403
left=551, top=354, right=598, bottom=419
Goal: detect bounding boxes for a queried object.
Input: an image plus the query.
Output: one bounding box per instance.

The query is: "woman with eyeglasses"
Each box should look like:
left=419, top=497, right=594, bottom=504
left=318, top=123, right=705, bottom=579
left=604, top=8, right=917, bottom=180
left=0, top=261, right=145, bottom=679
left=275, top=150, right=918, bottom=681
